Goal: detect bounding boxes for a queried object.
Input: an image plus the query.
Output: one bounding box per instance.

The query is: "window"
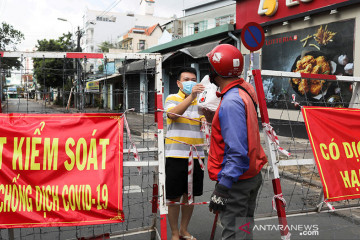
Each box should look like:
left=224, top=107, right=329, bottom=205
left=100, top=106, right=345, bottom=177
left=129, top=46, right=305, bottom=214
left=216, top=15, right=234, bottom=27
left=96, top=15, right=116, bottom=22
left=138, top=40, right=146, bottom=50
left=194, top=23, right=199, bottom=34
left=191, top=20, right=208, bottom=34
left=122, top=41, right=132, bottom=50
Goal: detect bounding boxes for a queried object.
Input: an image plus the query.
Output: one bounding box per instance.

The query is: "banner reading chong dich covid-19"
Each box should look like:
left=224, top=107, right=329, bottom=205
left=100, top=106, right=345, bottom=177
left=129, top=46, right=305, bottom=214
left=302, top=107, right=360, bottom=202
left=0, top=113, right=124, bottom=228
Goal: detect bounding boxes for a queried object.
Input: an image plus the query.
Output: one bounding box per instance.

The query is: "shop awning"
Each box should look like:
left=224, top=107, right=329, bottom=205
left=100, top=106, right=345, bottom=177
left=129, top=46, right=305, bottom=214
left=119, top=59, right=156, bottom=73
left=87, top=73, right=121, bottom=83
left=118, top=39, right=224, bottom=73
left=163, top=39, right=222, bottom=62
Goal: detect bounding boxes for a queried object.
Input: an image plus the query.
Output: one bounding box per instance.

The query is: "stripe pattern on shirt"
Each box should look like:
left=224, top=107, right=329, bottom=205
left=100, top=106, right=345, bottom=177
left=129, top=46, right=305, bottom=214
left=165, top=91, right=205, bottom=158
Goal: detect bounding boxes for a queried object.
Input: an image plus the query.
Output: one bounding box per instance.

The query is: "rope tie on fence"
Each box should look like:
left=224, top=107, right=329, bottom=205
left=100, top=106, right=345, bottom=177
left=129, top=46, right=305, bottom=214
left=262, top=122, right=291, bottom=157
left=317, top=199, right=335, bottom=212
left=157, top=108, right=211, bottom=150
left=281, top=231, right=292, bottom=240
left=166, top=201, right=209, bottom=206
left=151, top=199, right=209, bottom=206
left=200, top=121, right=211, bottom=151
left=272, top=193, right=287, bottom=211
left=291, top=94, right=302, bottom=108
left=156, top=108, right=211, bottom=125
left=188, top=144, right=204, bottom=204
left=123, top=109, right=141, bottom=173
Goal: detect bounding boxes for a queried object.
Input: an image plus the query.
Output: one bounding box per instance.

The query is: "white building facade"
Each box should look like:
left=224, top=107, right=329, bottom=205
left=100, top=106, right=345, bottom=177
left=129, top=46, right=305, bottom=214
left=182, top=0, right=236, bottom=36
left=81, top=1, right=171, bottom=54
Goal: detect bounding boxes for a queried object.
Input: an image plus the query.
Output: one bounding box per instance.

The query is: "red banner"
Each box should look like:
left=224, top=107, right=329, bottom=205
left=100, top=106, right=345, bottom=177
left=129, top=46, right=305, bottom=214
left=0, top=113, right=124, bottom=228
left=302, top=107, right=360, bottom=202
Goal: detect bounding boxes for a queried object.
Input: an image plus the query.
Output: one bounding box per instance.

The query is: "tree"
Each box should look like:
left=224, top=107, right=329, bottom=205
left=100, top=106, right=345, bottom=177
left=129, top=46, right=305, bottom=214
left=33, top=32, right=75, bottom=89
left=98, top=41, right=117, bottom=53
left=98, top=64, right=104, bottom=73
left=0, top=22, right=24, bottom=71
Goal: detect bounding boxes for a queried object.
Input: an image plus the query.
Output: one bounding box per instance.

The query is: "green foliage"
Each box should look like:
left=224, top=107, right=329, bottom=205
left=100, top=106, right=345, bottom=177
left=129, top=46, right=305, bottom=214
left=98, top=64, right=104, bottom=73
left=0, top=22, right=24, bottom=70
left=94, top=95, right=104, bottom=108
left=33, top=32, right=75, bottom=88
left=98, top=41, right=117, bottom=53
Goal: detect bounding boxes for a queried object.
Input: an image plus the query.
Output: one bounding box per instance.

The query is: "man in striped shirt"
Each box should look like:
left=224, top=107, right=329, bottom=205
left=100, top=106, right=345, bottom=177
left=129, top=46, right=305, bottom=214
left=165, top=67, right=206, bottom=240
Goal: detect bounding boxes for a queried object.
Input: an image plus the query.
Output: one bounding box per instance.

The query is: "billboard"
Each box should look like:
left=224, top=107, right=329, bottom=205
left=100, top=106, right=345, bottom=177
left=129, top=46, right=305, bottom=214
left=86, top=81, right=100, bottom=92
left=261, top=19, right=355, bottom=108
left=236, top=0, right=354, bottom=30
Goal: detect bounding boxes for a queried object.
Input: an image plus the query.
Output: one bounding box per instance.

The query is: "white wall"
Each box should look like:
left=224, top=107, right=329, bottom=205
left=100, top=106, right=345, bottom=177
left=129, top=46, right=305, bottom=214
left=82, top=8, right=171, bottom=53
left=158, top=29, right=173, bottom=45
left=181, top=4, right=235, bottom=37
left=185, top=0, right=235, bottom=16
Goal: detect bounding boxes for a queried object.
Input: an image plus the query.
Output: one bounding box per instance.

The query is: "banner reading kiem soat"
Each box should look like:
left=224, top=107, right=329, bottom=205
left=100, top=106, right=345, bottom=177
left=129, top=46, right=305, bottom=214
left=302, top=107, right=360, bottom=202
left=0, top=113, right=124, bottom=228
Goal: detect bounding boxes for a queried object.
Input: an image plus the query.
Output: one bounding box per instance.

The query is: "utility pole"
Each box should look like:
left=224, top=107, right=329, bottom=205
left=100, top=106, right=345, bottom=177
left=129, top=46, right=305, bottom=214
left=76, top=26, right=84, bottom=110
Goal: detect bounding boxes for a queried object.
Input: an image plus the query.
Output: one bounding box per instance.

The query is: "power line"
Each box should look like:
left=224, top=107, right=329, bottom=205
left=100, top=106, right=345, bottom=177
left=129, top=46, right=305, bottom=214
left=97, top=0, right=122, bottom=19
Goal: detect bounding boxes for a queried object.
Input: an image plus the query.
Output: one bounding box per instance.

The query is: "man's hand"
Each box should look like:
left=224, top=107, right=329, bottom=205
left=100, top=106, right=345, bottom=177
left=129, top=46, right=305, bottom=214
left=190, top=83, right=205, bottom=99
left=209, top=184, right=230, bottom=214
left=200, top=116, right=207, bottom=127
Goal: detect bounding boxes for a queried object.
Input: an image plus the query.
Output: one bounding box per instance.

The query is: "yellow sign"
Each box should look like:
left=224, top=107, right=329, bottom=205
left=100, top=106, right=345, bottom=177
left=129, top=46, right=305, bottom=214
left=258, top=0, right=313, bottom=17
left=86, top=81, right=99, bottom=92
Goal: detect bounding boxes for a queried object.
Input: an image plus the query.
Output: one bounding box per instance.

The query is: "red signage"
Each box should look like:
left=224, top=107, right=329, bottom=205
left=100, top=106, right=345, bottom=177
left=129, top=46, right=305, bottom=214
left=236, top=0, right=353, bottom=30
left=0, top=113, right=124, bottom=228
left=302, top=107, right=360, bottom=202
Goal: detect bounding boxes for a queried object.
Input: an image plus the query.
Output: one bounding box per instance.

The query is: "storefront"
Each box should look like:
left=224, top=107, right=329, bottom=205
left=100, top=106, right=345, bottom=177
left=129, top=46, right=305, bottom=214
left=235, top=0, right=360, bottom=114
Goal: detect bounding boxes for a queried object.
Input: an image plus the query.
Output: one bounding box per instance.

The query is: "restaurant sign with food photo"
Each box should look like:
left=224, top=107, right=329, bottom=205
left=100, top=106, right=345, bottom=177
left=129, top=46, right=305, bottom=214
left=261, top=19, right=355, bottom=109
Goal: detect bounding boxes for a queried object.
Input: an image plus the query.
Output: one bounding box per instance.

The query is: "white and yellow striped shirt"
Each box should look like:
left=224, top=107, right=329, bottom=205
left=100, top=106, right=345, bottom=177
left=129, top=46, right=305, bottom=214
left=165, top=90, right=205, bottom=159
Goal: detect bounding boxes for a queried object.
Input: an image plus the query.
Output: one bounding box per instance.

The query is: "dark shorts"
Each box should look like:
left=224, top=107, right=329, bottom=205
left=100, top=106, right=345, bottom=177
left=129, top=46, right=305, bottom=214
left=165, top=157, right=204, bottom=200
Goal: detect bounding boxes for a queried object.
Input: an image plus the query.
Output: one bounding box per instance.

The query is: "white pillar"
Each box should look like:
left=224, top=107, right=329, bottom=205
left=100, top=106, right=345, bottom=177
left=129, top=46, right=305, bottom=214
left=191, top=63, right=200, bottom=82
left=140, top=73, right=148, bottom=113
left=102, top=84, right=107, bottom=109
left=163, top=69, right=169, bottom=105
left=109, top=84, right=113, bottom=110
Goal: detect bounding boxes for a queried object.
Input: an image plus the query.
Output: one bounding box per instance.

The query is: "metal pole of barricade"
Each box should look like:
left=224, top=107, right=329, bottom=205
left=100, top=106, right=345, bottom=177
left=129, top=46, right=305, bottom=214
left=252, top=69, right=290, bottom=240
left=154, top=54, right=167, bottom=239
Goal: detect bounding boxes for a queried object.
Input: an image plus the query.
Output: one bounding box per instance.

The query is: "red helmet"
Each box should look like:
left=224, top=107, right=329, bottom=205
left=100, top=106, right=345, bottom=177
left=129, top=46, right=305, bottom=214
left=207, top=44, right=244, bottom=78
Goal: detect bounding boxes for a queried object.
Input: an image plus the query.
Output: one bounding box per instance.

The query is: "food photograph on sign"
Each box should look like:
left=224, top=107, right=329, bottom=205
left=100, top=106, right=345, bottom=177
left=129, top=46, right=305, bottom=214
left=261, top=19, right=355, bottom=109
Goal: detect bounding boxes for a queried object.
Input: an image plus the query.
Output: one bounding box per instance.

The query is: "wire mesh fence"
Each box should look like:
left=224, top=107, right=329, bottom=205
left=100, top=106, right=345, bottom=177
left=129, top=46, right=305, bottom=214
left=0, top=52, right=165, bottom=240
left=249, top=69, right=360, bottom=239
left=4, top=51, right=360, bottom=239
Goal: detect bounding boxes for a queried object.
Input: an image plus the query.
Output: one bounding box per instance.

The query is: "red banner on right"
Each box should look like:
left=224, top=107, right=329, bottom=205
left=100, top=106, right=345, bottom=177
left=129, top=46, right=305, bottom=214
left=302, top=107, right=360, bottom=202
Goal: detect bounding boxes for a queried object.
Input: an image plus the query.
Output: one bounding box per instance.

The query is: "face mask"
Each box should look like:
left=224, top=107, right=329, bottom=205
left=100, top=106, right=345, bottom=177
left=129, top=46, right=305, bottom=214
left=182, top=81, right=196, bottom=95
left=181, top=81, right=197, bottom=95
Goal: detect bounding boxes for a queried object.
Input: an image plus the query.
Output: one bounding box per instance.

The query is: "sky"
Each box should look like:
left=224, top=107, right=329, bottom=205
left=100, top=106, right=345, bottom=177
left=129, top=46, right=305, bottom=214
left=0, top=0, right=184, bottom=51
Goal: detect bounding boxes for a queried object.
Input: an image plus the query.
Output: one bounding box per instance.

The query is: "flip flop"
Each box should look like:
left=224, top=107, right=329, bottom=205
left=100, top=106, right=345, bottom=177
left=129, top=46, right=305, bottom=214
left=180, top=235, right=195, bottom=240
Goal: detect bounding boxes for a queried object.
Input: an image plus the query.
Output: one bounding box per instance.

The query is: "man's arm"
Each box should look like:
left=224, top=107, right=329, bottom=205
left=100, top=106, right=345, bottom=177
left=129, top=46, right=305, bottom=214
left=167, top=83, right=205, bottom=119
left=218, top=96, right=250, bottom=189
left=209, top=96, right=249, bottom=214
